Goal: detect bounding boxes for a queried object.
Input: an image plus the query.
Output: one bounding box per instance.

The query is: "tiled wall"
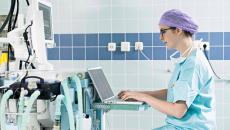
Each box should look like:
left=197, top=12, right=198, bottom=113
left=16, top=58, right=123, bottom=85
left=49, top=0, right=230, bottom=61
left=49, top=0, right=230, bottom=129
left=1, top=0, right=230, bottom=130
left=48, top=32, right=230, bottom=60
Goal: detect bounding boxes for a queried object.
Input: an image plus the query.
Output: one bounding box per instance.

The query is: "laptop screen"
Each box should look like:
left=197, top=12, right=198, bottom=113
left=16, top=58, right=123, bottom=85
left=88, top=67, right=114, bottom=101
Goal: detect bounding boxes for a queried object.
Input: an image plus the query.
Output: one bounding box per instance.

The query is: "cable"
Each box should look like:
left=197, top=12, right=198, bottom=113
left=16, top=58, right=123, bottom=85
left=24, top=55, right=30, bottom=69
left=5, top=0, right=16, bottom=72
left=23, top=21, right=34, bottom=69
left=8, top=0, right=16, bottom=32
left=0, top=0, right=15, bottom=33
left=203, top=44, right=222, bottom=79
left=139, top=50, right=151, bottom=60
left=7, top=44, right=10, bottom=71
left=25, top=0, right=30, bottom=6
left=12, top=0, right=19, bottom=30
left=20, top=71, right=28, bottom=88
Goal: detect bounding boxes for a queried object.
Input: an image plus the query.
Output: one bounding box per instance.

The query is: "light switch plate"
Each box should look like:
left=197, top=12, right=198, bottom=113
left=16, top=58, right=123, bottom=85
left=121, top=42, right=130, bottom=52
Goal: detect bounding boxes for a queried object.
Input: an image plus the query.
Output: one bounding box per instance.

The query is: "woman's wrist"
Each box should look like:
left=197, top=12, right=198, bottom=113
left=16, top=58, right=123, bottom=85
left=142, top=94, right=153, bottom=102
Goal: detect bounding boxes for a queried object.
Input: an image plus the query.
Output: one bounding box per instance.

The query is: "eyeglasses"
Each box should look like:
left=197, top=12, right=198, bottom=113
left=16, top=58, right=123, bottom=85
left=160, top=27, right=176, bottom=36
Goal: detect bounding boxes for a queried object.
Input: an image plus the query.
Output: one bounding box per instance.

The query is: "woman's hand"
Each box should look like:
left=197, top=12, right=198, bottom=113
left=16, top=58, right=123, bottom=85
left=117, top=91, right=149, bottom=102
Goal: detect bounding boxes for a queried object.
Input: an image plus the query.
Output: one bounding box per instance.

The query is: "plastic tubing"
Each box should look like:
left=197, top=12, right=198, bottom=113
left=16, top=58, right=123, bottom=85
left=17, top=88, right=28, bottom=130
left=0, top=90, right=13, bottom=130
left=20, top=90, right=40, bottom=130
left=55, top=95, right=64, bottom=121
left=61, top=79, right=75, bottom=130
left=71, top=75, right=83, bottom=130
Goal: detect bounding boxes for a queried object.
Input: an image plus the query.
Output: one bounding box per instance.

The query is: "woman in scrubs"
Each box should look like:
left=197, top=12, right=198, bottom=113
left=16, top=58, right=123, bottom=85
left=118, top=9, right=216, bottom=130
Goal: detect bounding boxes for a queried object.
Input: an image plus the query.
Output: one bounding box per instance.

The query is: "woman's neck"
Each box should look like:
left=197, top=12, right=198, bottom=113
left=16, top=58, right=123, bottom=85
left=176, top=37, right=193, bottom=56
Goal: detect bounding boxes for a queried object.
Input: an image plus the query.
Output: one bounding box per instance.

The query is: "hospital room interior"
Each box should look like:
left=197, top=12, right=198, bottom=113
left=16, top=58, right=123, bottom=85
left=0, top=0, right=230, bottom=130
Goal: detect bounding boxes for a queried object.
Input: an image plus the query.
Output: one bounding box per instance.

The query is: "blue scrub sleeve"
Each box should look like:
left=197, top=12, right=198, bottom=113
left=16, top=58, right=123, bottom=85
left=173, top=81, right=198, bottom=108
left=172, top=61, right=199, bottom=108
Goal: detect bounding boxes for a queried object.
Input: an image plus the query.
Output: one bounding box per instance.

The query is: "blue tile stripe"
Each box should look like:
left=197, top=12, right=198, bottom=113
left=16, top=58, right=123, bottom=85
left=49, top=32, right=230, bottom=60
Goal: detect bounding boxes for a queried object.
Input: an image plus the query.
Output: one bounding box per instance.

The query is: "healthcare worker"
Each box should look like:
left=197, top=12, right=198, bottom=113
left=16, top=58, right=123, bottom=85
left=118, top=9, right=216, bottom=130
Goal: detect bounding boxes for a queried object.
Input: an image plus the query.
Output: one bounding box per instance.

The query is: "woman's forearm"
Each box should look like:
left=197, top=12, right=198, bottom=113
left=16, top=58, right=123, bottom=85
left=139, top=89, right=167, bottom=101
left=143, top=95, right=187, bottom=119
left=118, top=90, right=187, bottom=118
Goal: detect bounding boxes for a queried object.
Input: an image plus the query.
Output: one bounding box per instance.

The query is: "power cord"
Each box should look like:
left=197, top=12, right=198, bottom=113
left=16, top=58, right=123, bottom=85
left=203, top=44, right=222, bottom=80
left=22, top=21, right=36, bottom=69
left=12, top=0, right=19, bottom=30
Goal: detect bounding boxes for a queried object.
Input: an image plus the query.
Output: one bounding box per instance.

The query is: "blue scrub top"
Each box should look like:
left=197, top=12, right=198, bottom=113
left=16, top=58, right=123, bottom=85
left=155, top=49, right=216, bottom=130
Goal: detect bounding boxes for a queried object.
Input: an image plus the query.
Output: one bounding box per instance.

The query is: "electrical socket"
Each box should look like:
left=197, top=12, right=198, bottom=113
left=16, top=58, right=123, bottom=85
left=108, top=42, right=116, bottom=52
left=200, top=42, right=210, bottom=51
left=194, top=40, right=210, bottom=51
left=135, top=42, right=143, bottom=51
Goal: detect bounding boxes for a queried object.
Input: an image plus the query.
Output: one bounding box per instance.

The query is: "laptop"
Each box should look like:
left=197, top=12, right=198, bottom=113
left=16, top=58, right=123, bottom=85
left=87, top=67, right=144, bottom=105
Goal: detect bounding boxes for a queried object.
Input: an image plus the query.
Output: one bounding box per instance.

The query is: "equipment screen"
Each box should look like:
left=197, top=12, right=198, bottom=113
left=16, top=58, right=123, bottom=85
left=39, top=3, right=53, bottom=41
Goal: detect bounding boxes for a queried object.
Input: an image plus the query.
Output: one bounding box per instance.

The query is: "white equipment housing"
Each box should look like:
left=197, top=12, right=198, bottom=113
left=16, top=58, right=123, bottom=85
left=0, top=0, right=54, bottom=71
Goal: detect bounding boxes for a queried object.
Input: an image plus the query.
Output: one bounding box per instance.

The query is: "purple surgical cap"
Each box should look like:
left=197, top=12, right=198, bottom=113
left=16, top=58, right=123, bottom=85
left=159, top=9, right=198, bottom=34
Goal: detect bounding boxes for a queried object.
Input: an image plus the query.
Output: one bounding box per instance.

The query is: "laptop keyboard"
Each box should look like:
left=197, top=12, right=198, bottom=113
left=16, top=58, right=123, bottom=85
left=105, top=97, right=125, bottom=103
left=104, top=97, right=143, bottom=105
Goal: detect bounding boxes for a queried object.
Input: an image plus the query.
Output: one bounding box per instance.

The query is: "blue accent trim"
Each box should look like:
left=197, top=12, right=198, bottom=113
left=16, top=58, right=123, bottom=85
left=210, top=47, right=223, bottom=60
left=73, top=34, right=85, bottom=46
left=195, top=32, right=209, bottom=42
left=60, top=34, right=72, bottom=46
left=140, top=47, right=152, bottom=60
left=73, top=48, right=85, bottom=60
left=126, top=33, right=138, bottom=46
left=99, top=33, right=111, bottom=46
left=126, top=47, right=138, bottom=60
left=60, top=48, right=72, bottom=60
left=210, top=32, right=223, bottom=46
left=86, top=34, right=98, bottom=46
left=47, top=48, right=59, bottom=60
left=86, top=48, right=98, bottom=60
left=47, top=32, right=230, bottom=60
left=112, top=47, right=125, bottom=60
left=140, top=33, right=152, bottom=46
left=99, top=47, right=111, bottom=60
left=153, top=47, right=166, bottom=60
left=224, top=32, right=230, bottom=46
left=112, top=33, right=125, bottom=46
left=224, top=47, right=230, bottom=60
left=153, top=33, right=164, bottom=46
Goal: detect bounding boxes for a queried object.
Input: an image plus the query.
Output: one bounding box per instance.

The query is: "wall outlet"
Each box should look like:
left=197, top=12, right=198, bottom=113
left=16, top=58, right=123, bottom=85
left=108, top=42, right=116, bottom=52
left=135, top=42, right=143, bottom=51
left=195, top=40, right=210, bottom=51
left=121, top=42, right=130, bottom=52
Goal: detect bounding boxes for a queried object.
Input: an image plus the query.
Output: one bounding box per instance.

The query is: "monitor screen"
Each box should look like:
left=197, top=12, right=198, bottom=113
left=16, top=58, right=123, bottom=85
left=38, top=2, right=53, bottom=43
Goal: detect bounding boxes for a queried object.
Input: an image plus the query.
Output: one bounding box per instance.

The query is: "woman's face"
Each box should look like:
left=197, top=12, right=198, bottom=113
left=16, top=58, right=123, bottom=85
left=159, top=25, right=180, bottom=49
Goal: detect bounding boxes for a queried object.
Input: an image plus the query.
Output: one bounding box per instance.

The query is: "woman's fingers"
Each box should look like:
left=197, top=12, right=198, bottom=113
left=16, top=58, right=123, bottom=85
left=119, top=91, right=141, bottom=101
left=123, top=95, right=135, bottom=101
left=120, top=92, right=135, bottom=101
left=120, top=93, right=129, bottom=100
left=120, top=94, right=126, bottom=100
left=118, top=90, right=130, bottom=98
left=118, top=91, right=125, bottom=97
